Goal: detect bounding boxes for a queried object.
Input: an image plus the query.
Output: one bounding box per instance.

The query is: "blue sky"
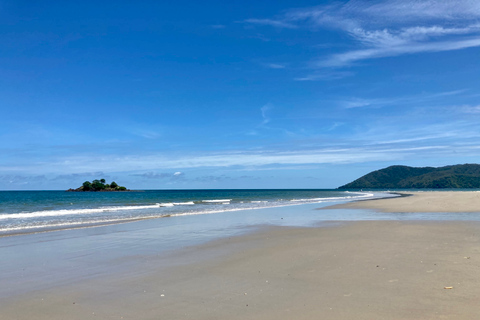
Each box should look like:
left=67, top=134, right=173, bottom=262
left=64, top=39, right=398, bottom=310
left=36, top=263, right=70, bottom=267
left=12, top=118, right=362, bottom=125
left=2, top=0, right=480, bottom=190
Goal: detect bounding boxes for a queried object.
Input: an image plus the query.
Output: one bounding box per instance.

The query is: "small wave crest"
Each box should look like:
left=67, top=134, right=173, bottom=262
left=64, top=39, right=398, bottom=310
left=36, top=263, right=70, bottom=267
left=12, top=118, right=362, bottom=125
left=201, top=199, right=232, bottom=203
left=0, top=204, right=161, bottom=220
left=289, top=192, right=374, bottom=203
left=157, top=201, right=195, bottom=207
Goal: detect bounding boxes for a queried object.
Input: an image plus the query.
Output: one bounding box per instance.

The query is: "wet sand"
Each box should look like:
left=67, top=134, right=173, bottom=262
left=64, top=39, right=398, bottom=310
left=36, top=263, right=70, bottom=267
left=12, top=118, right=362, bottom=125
left=1, top=219, right=480, bottom=319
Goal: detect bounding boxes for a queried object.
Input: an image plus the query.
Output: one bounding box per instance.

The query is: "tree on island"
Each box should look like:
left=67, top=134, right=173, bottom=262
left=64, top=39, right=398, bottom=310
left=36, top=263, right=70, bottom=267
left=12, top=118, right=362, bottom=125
left=82, top=181, right=92, bottom=191
left=68, top=179, right=128, bottom=192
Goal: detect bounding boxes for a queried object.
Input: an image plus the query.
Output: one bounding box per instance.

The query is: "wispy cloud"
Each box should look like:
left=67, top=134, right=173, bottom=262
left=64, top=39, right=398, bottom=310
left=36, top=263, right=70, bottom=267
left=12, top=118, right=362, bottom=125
left=245, top=0, right=480, bottom=67
left=294, top=70, right=354, bottom=81
left=131, top=171, right=185, bottom=179
left=243, top=18, right=298, bottom=29
left=321, top=36, right=480, bottom=67
left=250, top=1, right=480, bottom=30
left=22, top=139, right=480, bottom=174
left=326, top=122, right=345, bottom=131
left=4, top=121, right=480, bottom=178
left=341, top=98, right=374, bottom=109
left=0, top=174, right=48, bottom=187
left=47, top=149, right=398, bottom=171
left=263, top=63, right=287, bottom=69
left=52, top=172, right=107, bottom=180
left=339, top=89, right=468, bottom=109
left=458, top=105, right=480, bottom=114
left=260, top=103, right=273, bottom=125
left=358, top=0, right=480, bottom=22
left=193, top=174, right=233, bottom=183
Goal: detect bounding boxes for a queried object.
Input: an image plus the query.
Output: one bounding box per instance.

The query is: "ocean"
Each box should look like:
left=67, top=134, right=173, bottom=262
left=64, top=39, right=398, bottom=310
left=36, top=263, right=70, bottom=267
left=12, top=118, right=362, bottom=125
left=0, top=189, right=375, bottom=235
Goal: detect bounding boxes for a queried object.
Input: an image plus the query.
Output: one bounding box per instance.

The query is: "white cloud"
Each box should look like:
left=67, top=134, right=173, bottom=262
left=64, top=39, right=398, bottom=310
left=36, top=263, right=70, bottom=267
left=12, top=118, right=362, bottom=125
left=49, top=149, right=397, bottom=172
left=0, top=174, right=47, bottom=182
left=321, top=37, right=480, bottom=67
left=345, top=24, right=480, bottom=48
left=243, top=18, right=298, bottom=29
left=341, top=98, right=373, bottom=109
left=294, top=70, right=354, bottom=81
left=341, top=90, right=467, bottom=108
left=14, top=140, right=479, bottom=175
left=360, top=0, right=480, bottom=22
left=264, top=63, right=286, bottom=69
left=287, top=0, right=480, bottom=28
left=132, top=171, right=185, bottom=179
left=245, top=0, right=480, bottom=67
left=5, top=125, right=480, bottom=177
left=260, top=103, right=273, bottom=124
left=399, top=24, right=480, bottom=39
left=459, top=105, right=480, bottom=113
left=326, top=122, right=344, bottom=131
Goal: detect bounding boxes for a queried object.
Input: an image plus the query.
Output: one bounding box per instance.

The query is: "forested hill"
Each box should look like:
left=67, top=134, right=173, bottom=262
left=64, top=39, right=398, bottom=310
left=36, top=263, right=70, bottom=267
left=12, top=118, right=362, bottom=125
left=338, top=164, right=480, bottom=189
left=67, top=179, right=129, bottom=192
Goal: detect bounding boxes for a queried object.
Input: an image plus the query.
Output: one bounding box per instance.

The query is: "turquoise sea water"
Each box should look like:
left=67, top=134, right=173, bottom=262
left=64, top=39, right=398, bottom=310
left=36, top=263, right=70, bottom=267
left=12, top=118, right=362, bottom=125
left=0, top=189, right=375, bottom=235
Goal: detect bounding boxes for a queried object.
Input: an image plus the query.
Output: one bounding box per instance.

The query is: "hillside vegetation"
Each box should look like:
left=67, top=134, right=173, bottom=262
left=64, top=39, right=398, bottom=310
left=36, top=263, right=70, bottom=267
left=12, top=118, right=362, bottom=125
left=339, top=164, right=480, bottom=189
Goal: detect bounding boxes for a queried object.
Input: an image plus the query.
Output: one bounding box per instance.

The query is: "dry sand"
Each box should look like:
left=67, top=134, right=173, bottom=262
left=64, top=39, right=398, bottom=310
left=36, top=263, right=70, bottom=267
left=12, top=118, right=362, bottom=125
left=328, top=191, right=480, bottom=213
left=2, top=192, right=480, bottom=319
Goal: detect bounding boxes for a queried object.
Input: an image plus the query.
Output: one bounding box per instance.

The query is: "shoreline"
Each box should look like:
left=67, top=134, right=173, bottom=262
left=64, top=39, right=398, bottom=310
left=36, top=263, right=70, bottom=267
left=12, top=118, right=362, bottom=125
left=0, top=189, right=377, bottom=238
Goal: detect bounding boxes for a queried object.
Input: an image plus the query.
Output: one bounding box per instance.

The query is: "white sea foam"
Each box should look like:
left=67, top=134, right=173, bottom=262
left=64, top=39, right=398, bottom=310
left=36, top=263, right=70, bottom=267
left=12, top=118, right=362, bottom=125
left=158, top=203, right=175, bottom=207
left=289, top=192, right=374, bottom=202
left=0, top=204, right=161, bottom=220
left=167, top=206, right=273, bottom=218
left=167, top=199, right=334, bottom=218
left=0, top=215, right=162, bottom=233
left=168, top=193, right=376, bottom=218
left=157, top=201, right=195, bottom=207
left=202, top=199, right=232, bottom=203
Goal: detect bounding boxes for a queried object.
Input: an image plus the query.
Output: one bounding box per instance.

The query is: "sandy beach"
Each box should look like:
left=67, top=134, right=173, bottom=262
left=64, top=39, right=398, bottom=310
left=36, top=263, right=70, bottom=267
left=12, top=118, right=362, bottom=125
left=1, top=192, right=480, bottom=319
left=328, top=191, right=480, bottom=213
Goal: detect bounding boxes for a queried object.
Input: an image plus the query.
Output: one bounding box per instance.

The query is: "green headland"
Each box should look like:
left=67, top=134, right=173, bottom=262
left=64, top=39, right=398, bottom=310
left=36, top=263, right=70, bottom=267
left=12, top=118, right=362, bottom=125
left=339, top=164, right=480, bottom=189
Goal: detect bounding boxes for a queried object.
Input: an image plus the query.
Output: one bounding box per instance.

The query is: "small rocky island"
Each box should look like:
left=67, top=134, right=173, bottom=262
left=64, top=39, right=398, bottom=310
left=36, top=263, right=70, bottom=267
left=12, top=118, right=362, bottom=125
left=67, top=179, right=130, bottom=192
